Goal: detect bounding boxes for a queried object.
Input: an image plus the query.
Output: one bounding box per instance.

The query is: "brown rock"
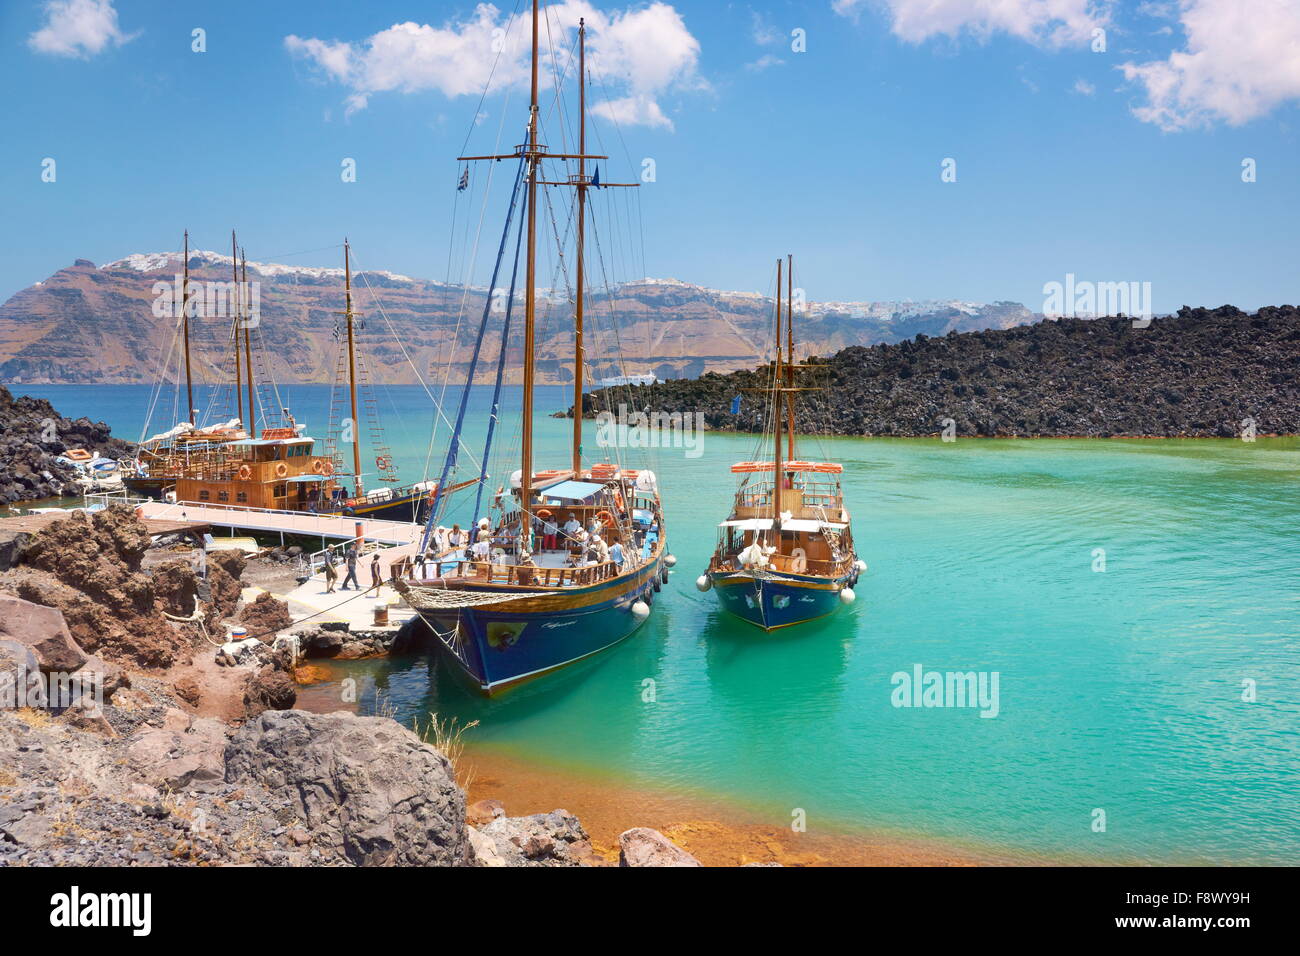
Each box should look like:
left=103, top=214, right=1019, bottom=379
left=127, top=716, right=228, bottom=791
left=237, top=592, right=292, bottom=636
left=0, top=593, right=87, bottom=673
left=466, top=798, right=506, bottom=827
left=618, top=827, right=703, bottom=867
left=242, top=665, right=297, bottom=718
left=174, top=676, right=201, bottom=706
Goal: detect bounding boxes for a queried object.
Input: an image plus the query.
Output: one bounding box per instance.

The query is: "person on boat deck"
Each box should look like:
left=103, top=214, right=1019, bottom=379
left=471, top=537, right=491, bottom=565
left=341, top=544, right=360, bottom=590
left=587, top=515, right=604, bottom=537
left=416, top=550, right=428, bottom=579
left=562, top=513, right=582, bottom=543
left=448, top=524, right=466, bottom=549
left=608, top=540, right=625, bottom=570
left=322, top=549, right=338, bottom=593
left=432, top=525, right=448, bottom=554
left=541, top=515, right=559, bottom=551
left=591, top=534, right=610, bottom=564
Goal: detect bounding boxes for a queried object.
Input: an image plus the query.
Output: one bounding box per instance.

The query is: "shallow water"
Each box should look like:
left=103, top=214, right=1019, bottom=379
left=23, top=384, right=1300, bottom=864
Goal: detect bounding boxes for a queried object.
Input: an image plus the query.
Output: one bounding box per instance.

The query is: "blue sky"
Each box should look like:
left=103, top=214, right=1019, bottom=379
left=2, top=0, right=1298, bottom=313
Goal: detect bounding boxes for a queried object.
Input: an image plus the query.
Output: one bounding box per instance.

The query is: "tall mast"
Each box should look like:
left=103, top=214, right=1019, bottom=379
left=520, top=0, right=540, bottom=547
left=571, top=17, right=587, bottom=475
left=344, top=240, right=363, bottom=496
left=241, top=248, right=255, bottom=436
left=773, top=258, right=783, bottom=525
left=231, top=230, right=243, bottom=429
left=181, top=231, right=194, bottom=425
left=786, top=253, right=795, bottom=459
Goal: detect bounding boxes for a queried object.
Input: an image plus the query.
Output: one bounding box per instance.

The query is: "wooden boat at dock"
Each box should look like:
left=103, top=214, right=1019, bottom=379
left=699, top=256, right=865, bottom=630
left=125, top=234, right=446, bottom=523
left=396, top=7, right=673, bottom=695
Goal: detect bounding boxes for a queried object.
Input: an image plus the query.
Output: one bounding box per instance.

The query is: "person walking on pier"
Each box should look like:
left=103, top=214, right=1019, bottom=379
left=369, top=552, right=382, bottom=593
left=341, top=543, right=360, bottom=590
left=323, top=549, right=338, bottom=593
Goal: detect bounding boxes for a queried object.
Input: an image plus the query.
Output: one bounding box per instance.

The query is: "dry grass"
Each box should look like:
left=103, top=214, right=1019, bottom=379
left=420, top=712, right=479, bottom=790
left=13, top=708, right=51, bottom=729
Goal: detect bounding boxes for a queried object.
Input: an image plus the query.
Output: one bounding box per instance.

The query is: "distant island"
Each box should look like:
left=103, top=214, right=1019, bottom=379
left=567, top=306, right=1300, bottom=439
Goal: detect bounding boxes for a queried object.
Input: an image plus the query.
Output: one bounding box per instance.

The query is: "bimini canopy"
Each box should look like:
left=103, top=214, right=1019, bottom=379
left=718, top=517, right=848, bottom=532
left=539, top=480, right=606, bottom=502
left=228, top=437, right=315, bottom=447
left=730, top=460, right=843, bottom=474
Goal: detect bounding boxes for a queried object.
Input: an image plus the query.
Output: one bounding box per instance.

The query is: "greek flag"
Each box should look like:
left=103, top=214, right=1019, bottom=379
left=457, top=167, right=470, bottom=191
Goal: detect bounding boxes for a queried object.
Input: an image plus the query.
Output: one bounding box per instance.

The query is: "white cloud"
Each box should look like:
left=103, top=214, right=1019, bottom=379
left=285, top=1, right=700, bottom=129
left=28, top=0, right=132, bottom=58
left=1073, top=78, right=1096, bottom=95
left=751, top=11, right=780, bottom=46
left=834, top=0, right=1111, bottom=48
left=1122, top=0, right=1300, bottom=130
left=746, top=54, right=785, bottom=72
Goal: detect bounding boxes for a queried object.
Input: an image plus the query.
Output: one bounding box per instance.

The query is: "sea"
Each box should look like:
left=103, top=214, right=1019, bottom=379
left=17, top=383, right=1300, bottom=864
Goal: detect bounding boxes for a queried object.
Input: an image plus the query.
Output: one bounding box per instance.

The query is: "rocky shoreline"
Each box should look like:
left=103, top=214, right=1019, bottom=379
left=0, top=385, right=133, bottom=505
left=568, top=306, right=1300, bottom=438
left=0, top=505, right=711, bottom=867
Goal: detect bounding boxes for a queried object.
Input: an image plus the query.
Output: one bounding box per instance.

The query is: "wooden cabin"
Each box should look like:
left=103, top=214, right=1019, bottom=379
left=174, top=427, right=340, bottom=511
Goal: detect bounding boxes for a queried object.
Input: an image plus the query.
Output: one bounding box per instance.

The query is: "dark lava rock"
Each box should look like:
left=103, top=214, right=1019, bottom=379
left=573, top=306, right=1300, bottom=438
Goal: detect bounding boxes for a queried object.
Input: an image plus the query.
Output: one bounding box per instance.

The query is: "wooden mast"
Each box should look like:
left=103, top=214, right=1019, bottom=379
left=571, top=17, right=587, bottom=475
left=181, top=231, right=195, bottom=425
left=344, top=239, right=363, bottom=497
left=786, top=253, right=795, bottom=459
left=231, top=231, right=243, bottom=430
left=520, top=0, right=540, bottom=548
left=773, top=258, right=783, bottom=526
left=241, top=248, right=255, bottom=436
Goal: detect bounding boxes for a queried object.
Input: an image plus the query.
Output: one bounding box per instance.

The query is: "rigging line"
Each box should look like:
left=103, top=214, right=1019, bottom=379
left=474, top=177, right=528, bottom=521
left=455, top=0, right=525, bottom=157
left=349, top=253, right=484, bottom=475
left=420, top=152, right=528, bottom=552
left=139, top=312, right=184, bottom=443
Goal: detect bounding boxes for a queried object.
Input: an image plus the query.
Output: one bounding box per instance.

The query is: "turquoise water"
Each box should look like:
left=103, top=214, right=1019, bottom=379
left=20, top=385, right=1300, bottom=864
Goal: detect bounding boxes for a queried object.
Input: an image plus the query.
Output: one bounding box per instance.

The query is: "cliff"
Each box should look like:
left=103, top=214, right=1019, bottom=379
left=0, top=251, right=1040, bottom=386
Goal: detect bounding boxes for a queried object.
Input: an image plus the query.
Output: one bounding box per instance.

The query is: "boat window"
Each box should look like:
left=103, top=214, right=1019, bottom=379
left=218, top=491, right=229, bottom=502
left=236, top=492, right=248, bottom=502
left=199, top=490, right=210, bottom=501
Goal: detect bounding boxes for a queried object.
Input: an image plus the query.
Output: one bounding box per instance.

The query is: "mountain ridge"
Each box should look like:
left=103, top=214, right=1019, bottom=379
left=0, top=251, right=1044, bottom=386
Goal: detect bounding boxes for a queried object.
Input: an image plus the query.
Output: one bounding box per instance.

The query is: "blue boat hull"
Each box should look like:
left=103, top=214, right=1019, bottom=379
left=709, top=568, right=853, bottom=630
left=412, top=556, right=665, bottom=694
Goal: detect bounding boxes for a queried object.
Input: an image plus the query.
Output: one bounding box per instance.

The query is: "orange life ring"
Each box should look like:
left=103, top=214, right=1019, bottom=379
left=237, top=464, right=253, bottom=480
left=274, top=462, right=288, bottom=479
left=320, top=460, right=334, bottom=476
left=595, top=510, right=616, bottom=529
left=311, top=459, right=324, bottom=474
left=536, top=508, right=553, bottom=519
left=376, top=454, right=393, bottom=471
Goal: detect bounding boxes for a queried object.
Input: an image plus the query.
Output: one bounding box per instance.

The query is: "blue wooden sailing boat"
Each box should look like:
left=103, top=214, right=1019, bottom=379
left=700, top=256, right=864, bottom=630
left=398, top=9, right=672, bottom=695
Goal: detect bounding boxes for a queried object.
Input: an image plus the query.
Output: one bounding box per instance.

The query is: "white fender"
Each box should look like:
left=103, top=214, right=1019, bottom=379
left=839, top=587, right=856, bottom=605
left=854, top=559, right=868, bottom=574
left=663, top=553, right=677, bottom=568
left=695, top=575, right=712, bottom=592
left=631, top=600, right=650, bottom=620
